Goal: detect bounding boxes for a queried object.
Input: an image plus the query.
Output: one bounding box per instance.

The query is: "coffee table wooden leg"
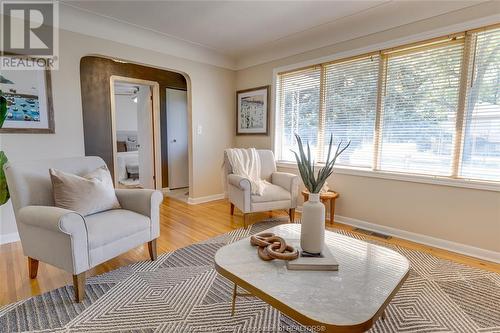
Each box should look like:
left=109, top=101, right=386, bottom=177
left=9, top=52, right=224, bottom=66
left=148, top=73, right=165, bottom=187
left=381, top=310, right=386, bottom=320
left=231, top=283, right=237, bottom=316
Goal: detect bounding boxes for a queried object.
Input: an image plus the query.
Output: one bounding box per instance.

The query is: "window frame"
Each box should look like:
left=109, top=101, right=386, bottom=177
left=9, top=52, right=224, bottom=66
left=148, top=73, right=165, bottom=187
left=273, top=22, right=500, bottom=192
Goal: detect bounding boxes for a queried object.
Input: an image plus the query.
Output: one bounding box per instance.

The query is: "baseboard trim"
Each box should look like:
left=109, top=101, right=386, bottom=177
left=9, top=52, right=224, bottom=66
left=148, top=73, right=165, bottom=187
left=0, top=232, right=20, bottom=245
left=296, top=206, right=499, bottom=264
left=187, top=193, right=226, bottom=205
left=335, top=215, right=499, bottom=263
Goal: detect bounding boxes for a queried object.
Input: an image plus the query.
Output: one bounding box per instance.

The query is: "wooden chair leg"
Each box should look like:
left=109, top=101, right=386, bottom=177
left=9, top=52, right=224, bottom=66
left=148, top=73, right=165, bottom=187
left=243, top=213, right=248, bottom=229
left=148, top=239, right=157, bottom=261
left=28, top=257, right=39, bottom=279
left=230, top=203, right=235, bottom=215
left=73, top=272, right=86, bottom=303
left=289, top=208, right=296, bottom=223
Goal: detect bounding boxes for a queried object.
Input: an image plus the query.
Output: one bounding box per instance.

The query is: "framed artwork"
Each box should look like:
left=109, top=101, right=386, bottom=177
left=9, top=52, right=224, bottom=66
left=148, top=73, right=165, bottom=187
left=0, top=57, right=55, bottom=133
left=236, top=85, right=269, bottom=135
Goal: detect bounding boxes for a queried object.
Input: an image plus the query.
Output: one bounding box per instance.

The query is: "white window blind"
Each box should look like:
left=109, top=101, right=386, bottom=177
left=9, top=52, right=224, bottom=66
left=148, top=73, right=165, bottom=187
left=278, top=67, right=321, bottom=162
left=379, top=41, right=464, bottom=175
left=460, top=28, right=500, bottom=181
left=323, top=55, right=379, bottom=167
left=275, top=24, right=500, bottom=185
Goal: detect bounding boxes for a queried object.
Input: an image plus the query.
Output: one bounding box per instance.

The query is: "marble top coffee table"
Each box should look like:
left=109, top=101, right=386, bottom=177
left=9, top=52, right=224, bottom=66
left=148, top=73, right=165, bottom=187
left=214, top=224, right=410, bottom=333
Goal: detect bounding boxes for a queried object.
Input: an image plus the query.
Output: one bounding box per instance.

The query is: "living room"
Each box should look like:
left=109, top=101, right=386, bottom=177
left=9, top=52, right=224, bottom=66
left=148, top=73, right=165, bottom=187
left=0, top=1, right=499, bottom=332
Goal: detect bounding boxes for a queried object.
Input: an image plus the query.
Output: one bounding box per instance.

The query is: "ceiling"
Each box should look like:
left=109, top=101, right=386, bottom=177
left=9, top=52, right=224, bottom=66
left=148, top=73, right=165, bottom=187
left=65, top=1, right=388, bottom=57
left=62, top=1, right=491, bottom=69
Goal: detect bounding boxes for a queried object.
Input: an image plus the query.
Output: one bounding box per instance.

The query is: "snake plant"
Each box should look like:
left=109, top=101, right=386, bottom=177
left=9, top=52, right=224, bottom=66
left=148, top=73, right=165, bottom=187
left=0, top=90, right=6, bottom=128
left=292, top=133, right=350, bottom=193
left=0, top=90, right=9, bottom=205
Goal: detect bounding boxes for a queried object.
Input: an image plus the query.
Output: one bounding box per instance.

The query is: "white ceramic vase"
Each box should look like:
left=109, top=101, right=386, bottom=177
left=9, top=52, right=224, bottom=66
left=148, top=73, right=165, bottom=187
left=300, top=193, right=325, bottom=255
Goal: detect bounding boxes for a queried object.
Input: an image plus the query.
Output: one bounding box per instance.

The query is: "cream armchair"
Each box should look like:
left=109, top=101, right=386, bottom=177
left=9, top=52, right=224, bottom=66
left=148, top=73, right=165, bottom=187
left=225, top=150, right=299, bottom=228
left=4, top=156, right=163, bottom=302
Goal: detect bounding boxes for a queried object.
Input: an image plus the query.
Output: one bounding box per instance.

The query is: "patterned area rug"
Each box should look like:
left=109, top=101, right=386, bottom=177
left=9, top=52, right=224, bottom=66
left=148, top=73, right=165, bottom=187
left=1, top=219, right=499, bottom=332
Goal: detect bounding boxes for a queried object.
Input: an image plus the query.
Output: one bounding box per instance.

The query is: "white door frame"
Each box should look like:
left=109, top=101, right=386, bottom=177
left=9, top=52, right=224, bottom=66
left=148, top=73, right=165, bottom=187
left=109, top=75, right=162, bottom=189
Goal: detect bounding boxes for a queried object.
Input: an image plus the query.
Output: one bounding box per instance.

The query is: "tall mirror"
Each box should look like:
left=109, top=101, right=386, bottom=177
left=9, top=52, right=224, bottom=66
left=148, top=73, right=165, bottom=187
left=113, top=80, right=155, bottom=189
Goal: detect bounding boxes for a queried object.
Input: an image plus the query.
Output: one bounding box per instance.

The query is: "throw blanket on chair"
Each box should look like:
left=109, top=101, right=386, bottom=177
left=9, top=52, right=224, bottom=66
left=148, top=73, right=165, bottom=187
left=225, top=148, right=268, bottom=195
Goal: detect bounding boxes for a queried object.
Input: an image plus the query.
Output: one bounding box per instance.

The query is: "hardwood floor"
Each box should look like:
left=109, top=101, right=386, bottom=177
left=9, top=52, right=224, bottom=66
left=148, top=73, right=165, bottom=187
left=1, top=197, right=498, bottom=306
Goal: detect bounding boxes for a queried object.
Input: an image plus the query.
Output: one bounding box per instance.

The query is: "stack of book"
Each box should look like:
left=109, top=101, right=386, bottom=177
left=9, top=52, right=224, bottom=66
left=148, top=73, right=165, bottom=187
left=286, top=240, right=339, bottom=271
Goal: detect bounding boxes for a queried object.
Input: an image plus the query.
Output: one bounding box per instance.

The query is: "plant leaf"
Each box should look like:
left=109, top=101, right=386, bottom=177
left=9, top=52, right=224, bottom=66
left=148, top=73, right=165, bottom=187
left=0, top=90, right=7, bottom=129
left=0, top=151, right=10, bottom=205
left=292, top=150, right=313, bottom=192
left=293, top=134, right=315, bottom=192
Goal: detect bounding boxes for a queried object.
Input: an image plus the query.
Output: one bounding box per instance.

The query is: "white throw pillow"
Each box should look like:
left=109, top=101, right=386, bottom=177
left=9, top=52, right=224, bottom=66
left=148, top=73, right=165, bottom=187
left=49, top=166, right=121, bottom=216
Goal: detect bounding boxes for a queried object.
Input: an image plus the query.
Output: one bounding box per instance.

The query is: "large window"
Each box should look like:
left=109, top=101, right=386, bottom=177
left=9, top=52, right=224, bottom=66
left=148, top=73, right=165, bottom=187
left=278, top=67, right=321, bottom=162
left=460, top=28, right=500, bottom=181
left=323, top=56, right=379, bottom=167
left=276, top=24, right=500, bottom=184
left=380, top=41, right=463, bottom=175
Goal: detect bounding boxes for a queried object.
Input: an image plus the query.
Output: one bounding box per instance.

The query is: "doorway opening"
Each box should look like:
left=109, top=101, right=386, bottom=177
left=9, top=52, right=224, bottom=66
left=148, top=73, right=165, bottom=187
left=80, top=56, right=191, bottom=198
left=110, top=76, right=161, bottom=189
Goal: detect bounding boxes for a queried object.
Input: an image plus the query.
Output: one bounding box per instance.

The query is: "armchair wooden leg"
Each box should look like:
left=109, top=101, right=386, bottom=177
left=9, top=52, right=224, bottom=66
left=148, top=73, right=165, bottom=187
left=243, top=213, right=249, bottom=229
left=73, top=272, right=86, bottom=303
left=289, top=208, right=296, bottom=223
left=148, top=239, right=157, bottom=261
left=28, top=257, right=39, bottom=279
left=230, top=203, right=235, bottom=215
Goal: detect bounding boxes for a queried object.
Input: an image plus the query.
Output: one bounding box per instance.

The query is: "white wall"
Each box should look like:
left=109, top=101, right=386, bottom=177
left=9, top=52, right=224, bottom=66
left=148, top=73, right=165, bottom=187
left=115, top=94, right=138, bottom=132
left=0, top=28, right=235, bottom=242
left=235, top=3, right=500, bottom=256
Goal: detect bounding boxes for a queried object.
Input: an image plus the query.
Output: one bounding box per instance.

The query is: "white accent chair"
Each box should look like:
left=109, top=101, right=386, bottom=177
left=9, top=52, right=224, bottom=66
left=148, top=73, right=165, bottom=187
left=4, top=156, right=163, bottom=302
left=225, top=150, right=299, bottom=228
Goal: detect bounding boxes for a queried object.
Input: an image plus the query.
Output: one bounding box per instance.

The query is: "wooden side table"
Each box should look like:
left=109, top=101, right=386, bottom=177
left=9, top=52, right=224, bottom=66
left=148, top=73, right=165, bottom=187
left=301, top=190, right=339, bottom=224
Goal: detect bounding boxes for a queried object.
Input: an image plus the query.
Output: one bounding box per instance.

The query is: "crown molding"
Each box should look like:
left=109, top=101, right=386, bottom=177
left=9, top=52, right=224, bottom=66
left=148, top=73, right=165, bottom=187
left=59, top=3, right=236, bottom=70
